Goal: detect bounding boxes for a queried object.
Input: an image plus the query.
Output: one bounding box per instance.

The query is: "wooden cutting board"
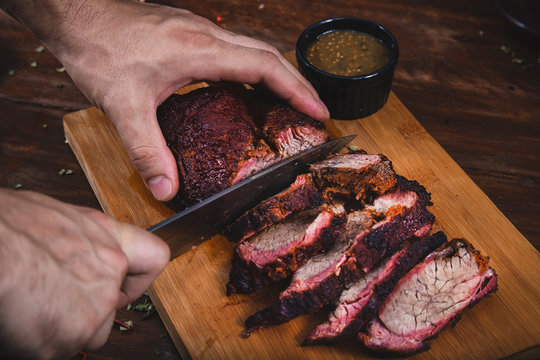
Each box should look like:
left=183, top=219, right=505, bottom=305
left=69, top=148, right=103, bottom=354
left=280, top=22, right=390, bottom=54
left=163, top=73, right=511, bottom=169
left=63, top=56, right=540, bottom=359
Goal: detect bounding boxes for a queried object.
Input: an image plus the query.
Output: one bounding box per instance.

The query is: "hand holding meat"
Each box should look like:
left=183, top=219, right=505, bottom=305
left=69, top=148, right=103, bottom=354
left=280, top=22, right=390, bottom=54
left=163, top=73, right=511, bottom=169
left=1, top=0, right=328, bottom=201
left=0, top=189, right=170, bottom=359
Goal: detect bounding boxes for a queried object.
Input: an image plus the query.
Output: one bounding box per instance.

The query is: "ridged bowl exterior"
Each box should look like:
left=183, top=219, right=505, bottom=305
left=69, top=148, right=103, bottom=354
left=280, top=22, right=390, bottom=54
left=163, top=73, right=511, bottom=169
left=296, top=17, right=399, bottom=120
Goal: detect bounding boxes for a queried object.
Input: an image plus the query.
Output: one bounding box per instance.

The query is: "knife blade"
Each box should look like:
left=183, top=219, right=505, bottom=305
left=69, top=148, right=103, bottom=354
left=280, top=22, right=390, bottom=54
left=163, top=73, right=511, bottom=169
left=148, top=134, right=355, bottom=260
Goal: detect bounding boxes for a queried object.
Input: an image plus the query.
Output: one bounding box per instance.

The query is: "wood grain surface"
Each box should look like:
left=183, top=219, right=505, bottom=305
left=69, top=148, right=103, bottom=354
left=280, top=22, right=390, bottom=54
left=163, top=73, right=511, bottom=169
left=63, top=71, right=540, bottom=359
left=1, top=0, right=539, bottom=359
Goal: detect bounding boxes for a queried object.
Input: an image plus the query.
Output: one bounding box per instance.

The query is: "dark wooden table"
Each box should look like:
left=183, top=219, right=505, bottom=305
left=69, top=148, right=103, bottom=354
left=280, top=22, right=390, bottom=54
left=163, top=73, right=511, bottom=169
left=1, top=1, right=538, bottom=359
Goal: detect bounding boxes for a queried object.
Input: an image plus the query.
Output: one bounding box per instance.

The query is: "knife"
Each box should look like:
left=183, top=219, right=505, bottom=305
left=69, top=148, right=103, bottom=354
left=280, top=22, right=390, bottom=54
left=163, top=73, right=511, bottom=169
left=148, top=134, right=355, bottom=260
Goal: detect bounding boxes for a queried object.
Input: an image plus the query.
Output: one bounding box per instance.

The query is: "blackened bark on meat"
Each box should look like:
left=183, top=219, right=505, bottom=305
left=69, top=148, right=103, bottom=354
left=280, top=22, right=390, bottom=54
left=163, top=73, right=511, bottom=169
left=226, top=206, right=347, bottom=295
left=358, top=238, right=498, bottom=355
left=310, top=152, right=397, bottom=203
left=303, top=232, right=447, bottom=345
left=222, top=174, right=323, bottom=243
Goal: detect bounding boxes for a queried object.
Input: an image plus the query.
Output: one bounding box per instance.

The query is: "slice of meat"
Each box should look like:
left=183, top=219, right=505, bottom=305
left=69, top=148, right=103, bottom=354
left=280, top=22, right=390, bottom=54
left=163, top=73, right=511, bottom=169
left=359, top=238, right=498, bottom=355
left=244, top=181, right=434, bottom=335
left=309, top=152, right=397, bottom=203
left=223, top=174, right=323, bottom=243
left=226, top=204, right=347, bottom=295
left=303, top=232, right=447, bottom=345
left=246, top=87, right=329, bottom=157
left=261, top=104, right=329, bottom=157
left=157, top=86, right=277, bottom=205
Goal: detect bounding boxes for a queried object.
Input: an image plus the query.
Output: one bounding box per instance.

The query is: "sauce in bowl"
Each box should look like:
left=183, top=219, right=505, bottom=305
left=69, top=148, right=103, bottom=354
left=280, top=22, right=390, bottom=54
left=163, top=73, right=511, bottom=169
left=305, top=30, right=389, bottom=77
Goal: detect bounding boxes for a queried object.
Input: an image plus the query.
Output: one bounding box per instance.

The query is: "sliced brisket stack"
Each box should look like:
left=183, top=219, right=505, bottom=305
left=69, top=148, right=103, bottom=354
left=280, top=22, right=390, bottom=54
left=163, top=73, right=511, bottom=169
left=243, top=179, right=435, bottom=335
left=358, top=238, right=498, bottom=355
left=304, top=232, right=447, bottom=345
left=157, top=85, right=328, bottom=206
left=226, top=204, right=347, bottom=295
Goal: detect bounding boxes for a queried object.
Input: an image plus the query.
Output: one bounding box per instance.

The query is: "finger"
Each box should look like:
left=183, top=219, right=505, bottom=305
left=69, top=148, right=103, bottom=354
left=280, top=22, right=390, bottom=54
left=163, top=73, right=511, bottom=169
left=83, top=310, right=116, bottom=351
left=190, top=39, right=329, bottom=122
left=106, top=99, right=180, bottom=201
left=214, top=31, right=318, bottom=97
left=113, top=221, right=170, bottom=307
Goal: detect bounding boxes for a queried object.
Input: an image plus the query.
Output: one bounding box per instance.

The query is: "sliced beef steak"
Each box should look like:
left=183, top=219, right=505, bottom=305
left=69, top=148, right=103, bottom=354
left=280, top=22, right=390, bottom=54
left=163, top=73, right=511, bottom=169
left=244, top=181, right=434, bottom=335
left=310, top=152, right=397, bottom=203
left=359, top=238, right=498, bottom=355
left=226, top=204, right=347, bottom=295
left=223, top=174, right=323, bottom=243
left=304, top=232, right=447, bottom=345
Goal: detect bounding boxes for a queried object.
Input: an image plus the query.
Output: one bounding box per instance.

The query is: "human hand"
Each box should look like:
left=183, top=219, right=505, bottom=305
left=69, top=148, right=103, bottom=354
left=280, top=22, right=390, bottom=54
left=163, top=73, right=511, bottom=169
left=0, top=189, right=170, bottom=359
left=40, top=0, right=329, bottom=202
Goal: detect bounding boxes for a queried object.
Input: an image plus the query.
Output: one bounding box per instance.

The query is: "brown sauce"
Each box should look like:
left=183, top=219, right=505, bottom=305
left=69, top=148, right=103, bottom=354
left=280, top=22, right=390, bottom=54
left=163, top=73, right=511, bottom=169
left=305, top=30, right=389, bottom=76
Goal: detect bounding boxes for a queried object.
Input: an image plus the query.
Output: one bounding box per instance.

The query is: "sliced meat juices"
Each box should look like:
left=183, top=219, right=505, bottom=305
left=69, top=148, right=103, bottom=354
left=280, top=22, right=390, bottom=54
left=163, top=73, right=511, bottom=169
left=310, top=152, right=397, bottom=203
left=304, top=232, right=447, bottom=345
left=359, top=238, right=498, bottom=355
left=223, top=174, right=323, bottom=243
left=244, top=180, right=435, bottom=335
left=226, top=204, right=347, bottom=295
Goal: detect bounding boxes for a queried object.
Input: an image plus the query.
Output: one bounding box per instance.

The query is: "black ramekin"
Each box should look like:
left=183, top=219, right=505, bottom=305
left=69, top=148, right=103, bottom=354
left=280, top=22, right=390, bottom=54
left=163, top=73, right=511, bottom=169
left=296, top=17, right=399, bottom=120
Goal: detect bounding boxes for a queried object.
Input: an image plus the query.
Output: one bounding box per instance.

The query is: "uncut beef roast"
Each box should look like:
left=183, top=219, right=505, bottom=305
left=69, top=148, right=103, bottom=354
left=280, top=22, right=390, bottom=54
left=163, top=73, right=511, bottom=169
left=157, top=85, right=328, bottom=206
left=358, top=238, right=498, bottom=355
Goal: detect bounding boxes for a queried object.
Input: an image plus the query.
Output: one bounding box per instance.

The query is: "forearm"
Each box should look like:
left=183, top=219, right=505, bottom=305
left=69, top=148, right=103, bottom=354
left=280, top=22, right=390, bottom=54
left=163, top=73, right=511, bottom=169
left=0, top=0, right=113, bottom=58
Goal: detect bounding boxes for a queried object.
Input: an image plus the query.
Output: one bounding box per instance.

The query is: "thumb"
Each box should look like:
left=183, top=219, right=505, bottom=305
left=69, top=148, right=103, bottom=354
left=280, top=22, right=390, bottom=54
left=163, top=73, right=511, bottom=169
left=108, top=102, right=179, bottom=202
left=113, top=221, right=171, bottom=308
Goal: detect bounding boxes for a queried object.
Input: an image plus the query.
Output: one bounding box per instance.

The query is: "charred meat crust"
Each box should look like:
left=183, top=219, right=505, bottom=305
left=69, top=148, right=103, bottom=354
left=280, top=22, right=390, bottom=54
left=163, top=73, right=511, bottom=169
left=158, top=87, right=265, bottom=205
left=243, top=261, right=346, bottom=337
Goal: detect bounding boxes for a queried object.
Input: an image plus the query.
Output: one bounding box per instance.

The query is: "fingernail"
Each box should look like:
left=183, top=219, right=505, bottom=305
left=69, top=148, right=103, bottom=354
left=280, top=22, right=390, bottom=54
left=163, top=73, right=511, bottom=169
left=317, top=99, right=330, bottom=120
left=148, top=176, right=172, bottom=201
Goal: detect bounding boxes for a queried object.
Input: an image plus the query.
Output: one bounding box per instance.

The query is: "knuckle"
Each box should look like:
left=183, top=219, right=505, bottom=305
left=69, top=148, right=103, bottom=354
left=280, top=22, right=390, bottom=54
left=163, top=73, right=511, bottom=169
left=128, top=145, right=162, bottom=173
